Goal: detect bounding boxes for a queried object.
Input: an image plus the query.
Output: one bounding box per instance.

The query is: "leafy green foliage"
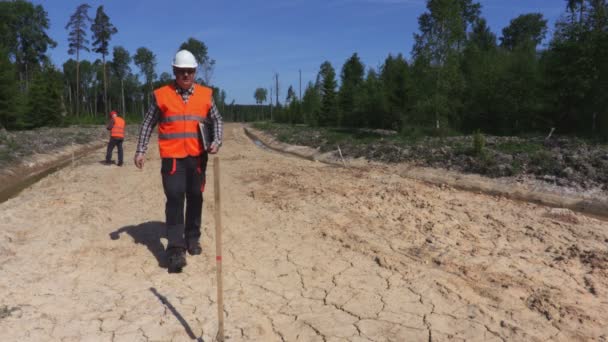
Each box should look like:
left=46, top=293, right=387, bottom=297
left=500, top=13, right=548, bottom=51
left=0, top=0, right=605, bottom=148
left=134, top=47, right=156, bottom=84
left=134, top=47, right=156, bottom=108
left=25, top=63, right=63, bottom=128
left=1, top=0, right=56, bottom=91
left=0, top=49, right=20, bottom=129
left=180, top=37, right=215, bottom=85
left=111, top=46, right=131, bottom=80
left=472, top=130, right=485, bottom=156
left=301, top=81, right=321, bottom=126
left=495, top=141, right=542, bottom=154
left=111, top=46, right=131, bottom=115
left=254, top=88, right=268, bottom=104
left=543, top=0, right=608, bottom=140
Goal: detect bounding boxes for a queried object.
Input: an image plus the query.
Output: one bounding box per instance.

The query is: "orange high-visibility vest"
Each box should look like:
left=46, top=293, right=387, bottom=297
left=111, top=117, right=125, bottom=138
left=154, top=84, right=212, bottom=158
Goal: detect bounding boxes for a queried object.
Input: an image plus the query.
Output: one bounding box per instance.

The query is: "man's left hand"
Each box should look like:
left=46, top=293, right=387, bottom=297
left=209, top=142, right=219, bottom=154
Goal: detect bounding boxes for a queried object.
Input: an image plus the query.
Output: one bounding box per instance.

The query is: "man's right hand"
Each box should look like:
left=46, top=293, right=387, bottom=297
left=134, top=153, right=145, bottom=169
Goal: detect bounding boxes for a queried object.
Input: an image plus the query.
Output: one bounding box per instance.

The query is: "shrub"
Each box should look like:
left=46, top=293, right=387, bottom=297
left=473, top=130, right=485, bottom=156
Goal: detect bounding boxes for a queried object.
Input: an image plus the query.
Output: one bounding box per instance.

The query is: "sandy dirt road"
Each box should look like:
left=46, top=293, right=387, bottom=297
left=0, top=123, right=607, bottom=341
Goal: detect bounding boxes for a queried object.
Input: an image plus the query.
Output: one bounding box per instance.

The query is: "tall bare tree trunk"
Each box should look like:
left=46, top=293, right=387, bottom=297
left=76, top=58, right=80, bottom=118
left=94, top=83, right=98, bottom=117
left=67, top=83, right=73, bottom=115
left=121, top=79, right=126, bottom=118
left=102, top=57, right=108, bottom=116
left=24, top=63, right=29, bottom=91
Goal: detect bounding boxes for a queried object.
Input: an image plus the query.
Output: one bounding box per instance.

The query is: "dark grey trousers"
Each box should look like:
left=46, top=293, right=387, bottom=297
left=161, top=154, right=208, bottom=250
left=105, top=138, right=123, bottom=164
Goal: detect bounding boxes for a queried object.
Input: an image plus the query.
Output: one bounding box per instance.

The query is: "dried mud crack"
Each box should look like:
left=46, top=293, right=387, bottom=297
left=0, top=123, right=606, bottom=341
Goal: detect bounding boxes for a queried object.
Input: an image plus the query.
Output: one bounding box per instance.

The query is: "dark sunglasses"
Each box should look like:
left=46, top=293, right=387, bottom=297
left=175, top=68, right=196, bottom=75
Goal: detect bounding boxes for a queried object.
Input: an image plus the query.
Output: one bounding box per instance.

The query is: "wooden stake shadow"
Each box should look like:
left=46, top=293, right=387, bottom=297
left=109, top=221, right=167, bottom=268
left=150, top=287, right=204, bottom=341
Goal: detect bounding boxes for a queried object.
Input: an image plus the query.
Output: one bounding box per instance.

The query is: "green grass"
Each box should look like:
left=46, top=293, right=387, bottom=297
left=62, top=114, right=143, bottom=127
left=324, top=128, right=382, bottom=145
left=253, top=122, right=467, bottom=151
left=495, top=141, right=543, bottom=154
left=73, top=131, right=91, bottom=144
left=251, top=121, right=276, bottom=131
left=530, top=150, right=560, bottom=172
left=0, top=133, right=18, bottom=162
left=0, top=149, right=11, bottom=162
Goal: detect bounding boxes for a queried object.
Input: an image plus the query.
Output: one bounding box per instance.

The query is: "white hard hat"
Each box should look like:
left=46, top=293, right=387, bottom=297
left=172, top=49, right=198, bottom=68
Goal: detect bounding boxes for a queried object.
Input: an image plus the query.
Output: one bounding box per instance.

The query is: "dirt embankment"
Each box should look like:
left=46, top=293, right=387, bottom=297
left=0, top=123, right=607, bottom=341
left=0, top=125, right=140, bottom=201
left=256, top=125, right=608, bottom=192
left=245, top=126, right=608, bottom=219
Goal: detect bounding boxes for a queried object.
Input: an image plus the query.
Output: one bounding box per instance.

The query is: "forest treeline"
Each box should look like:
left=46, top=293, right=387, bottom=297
left=0, top=1, right=225, bottom=128
left=254, top=0, right=608, bottom=139
left=1, top=0, right=607, bottom=140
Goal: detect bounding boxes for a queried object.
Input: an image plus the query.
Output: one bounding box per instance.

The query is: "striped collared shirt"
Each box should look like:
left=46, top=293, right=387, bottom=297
left=136, top=83, right=223, bottom=154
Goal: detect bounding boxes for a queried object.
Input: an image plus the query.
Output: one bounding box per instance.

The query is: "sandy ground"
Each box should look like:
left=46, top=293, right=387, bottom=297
left=0, top=123, right=607, bottom=342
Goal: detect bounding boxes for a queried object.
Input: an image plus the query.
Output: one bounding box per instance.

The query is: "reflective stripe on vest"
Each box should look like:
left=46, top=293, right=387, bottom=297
left=154, top=84, right=213, bottom=158
left=159, top=115, right=204, bottom=123
left=158, top=132, right=199, bottom=140
left=111, top=117, right=125, bottom=138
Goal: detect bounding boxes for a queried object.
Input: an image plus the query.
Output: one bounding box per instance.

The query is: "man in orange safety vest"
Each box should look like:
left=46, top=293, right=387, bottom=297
left=105, top=110, right=125, bottom=166
left=134, top=49, right=223, bottom=273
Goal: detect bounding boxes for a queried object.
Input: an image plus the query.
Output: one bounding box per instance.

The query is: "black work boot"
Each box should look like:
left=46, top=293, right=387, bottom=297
left=187, top=240, right=202, bottom=255
left=167, top=248, right=187, bottom=273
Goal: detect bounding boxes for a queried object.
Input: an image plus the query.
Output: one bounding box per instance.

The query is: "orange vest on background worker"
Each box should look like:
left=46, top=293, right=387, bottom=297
left=111, top=116, right=125, bottom=139
left=154, top=83, right=213, bottom=158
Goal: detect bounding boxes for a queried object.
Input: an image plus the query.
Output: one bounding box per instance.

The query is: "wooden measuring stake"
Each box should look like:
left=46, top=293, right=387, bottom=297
left=213, top=157, right=225, bottom=342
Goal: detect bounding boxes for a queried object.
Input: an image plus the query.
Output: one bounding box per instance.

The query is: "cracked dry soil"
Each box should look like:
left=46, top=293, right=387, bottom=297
left=0, top=123, right=607, bottom=342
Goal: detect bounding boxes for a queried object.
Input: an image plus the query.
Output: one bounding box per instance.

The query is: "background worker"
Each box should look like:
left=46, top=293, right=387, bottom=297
left=134, top=49, right=223, bottom=273
left=105, top=110, right=125, bottom=166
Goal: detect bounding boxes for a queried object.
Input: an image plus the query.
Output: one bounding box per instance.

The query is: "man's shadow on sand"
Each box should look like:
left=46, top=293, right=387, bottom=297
left=109, top=224, right=207, bottom=341
left=109, top=221, right=167, bottom=268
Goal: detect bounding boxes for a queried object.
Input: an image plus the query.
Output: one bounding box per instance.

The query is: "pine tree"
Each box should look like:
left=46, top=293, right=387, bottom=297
left=302, top=81, right=321, bottom=126
left=360, top=69, right=386, bottom=129
left=339, top=53, right=365, bottom=127
left=380, top=54, right=410, bottom=130
left=65, top=3, right=92, bottom=117
left=91, top=5, right=118, bottom=116
left=318, top=61, right=337, bottom=126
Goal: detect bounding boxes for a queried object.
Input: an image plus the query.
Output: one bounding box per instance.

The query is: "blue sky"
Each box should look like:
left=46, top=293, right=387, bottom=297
left=33, top=0, right=566, bottom=105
